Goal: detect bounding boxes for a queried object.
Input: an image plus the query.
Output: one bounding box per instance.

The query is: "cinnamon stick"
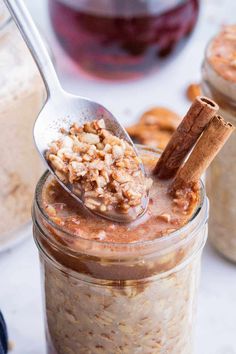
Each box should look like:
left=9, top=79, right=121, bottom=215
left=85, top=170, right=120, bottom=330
left=153, top=96, right=219, bottom=179
left=170, top=115, right=235, bottom=193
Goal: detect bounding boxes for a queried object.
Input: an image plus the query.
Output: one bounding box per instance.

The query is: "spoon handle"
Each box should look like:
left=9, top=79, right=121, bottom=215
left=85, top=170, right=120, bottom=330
left=3, top=0, right=62, bottom=98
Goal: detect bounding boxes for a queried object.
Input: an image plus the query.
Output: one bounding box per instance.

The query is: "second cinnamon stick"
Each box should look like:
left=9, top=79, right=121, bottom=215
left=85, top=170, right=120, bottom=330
left=170, top=115, right=235, bottom=193
left=154, top=96, right=219, bottom=179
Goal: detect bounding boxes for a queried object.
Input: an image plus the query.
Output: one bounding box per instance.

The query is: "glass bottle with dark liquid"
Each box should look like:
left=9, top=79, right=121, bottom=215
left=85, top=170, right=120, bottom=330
left=49, top=0, right=200, bottom=79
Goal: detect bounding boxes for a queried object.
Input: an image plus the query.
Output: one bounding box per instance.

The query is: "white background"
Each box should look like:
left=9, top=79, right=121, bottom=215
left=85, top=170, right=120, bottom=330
left=1, top=0, right=236, bottom=353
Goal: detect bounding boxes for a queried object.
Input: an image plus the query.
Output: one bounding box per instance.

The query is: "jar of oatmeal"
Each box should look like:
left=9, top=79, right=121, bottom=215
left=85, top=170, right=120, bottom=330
left=201, top=25, right=236, bottom=262
left=33, top=146, right=208, bottom=354
left=0, top=4, right=45, bottom=251
left=49, top=0, right=200, bottom=79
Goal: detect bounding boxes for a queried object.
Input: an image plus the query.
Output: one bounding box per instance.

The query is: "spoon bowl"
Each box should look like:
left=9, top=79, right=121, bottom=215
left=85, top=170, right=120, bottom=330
left=34, top=91, right=136, bottom=158
left=4, top=0, right=149, bottom=223
left=35, top=90, right=148, bottom=222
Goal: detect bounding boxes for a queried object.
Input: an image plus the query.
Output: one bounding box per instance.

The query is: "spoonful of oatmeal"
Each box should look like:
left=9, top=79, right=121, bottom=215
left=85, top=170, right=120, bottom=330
left=4, top=0, right=150, bottom=222
left=46, top=119, right=152, bottom=221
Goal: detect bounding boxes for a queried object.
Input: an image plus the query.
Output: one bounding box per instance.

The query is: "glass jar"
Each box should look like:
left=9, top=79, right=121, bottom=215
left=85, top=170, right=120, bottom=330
left=48, top=0, right=200, bottom=79
left=33, top=147, right=208, bottom=354
left=0, top=3, right=45, bottom=251
left=201, top=27, right=236, bottom=262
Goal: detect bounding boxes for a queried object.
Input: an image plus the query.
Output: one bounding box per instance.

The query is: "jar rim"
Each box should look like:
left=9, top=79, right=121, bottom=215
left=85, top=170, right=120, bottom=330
left=34, top=145, right=208, bottom=254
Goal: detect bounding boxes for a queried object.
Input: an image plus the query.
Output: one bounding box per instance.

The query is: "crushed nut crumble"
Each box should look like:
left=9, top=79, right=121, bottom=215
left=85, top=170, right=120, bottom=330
left=157, top=213, right=171, bottom=223
left=46, top=119, right=152, bottom=218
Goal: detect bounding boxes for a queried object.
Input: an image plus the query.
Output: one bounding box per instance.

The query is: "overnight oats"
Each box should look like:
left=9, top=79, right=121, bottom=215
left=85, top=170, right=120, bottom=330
left=202, top=25, right=236, bottom=261
left=0, top=3, right=45, bottom=249
left=33, top=97, right=234, bottom=353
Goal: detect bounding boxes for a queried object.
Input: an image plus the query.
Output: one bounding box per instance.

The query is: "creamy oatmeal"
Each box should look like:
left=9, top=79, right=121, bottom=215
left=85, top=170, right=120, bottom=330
left=44, top=256, right=201, bottom=354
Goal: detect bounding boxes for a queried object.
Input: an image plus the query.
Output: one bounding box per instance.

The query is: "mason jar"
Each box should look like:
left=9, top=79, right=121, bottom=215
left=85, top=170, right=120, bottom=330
left=33, top=146, right=208, bottom=354
left=0, top=3, right=45, bottom=251
left=201, top=26, right=236, bottom=262
left=48, top=0, right=200, bottom=79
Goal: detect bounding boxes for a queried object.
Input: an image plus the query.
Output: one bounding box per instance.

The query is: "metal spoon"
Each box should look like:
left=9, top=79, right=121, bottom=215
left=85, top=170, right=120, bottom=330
left=3, top=0, right=149, bottom=223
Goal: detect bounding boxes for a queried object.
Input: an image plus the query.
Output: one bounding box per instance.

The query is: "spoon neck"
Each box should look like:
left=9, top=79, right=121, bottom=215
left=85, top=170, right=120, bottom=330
left=37, top=60, right=62, bottom=99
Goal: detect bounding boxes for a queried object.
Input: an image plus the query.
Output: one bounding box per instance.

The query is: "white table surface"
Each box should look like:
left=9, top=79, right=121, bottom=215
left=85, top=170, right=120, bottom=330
left=1, top=0, right=236, bottom=353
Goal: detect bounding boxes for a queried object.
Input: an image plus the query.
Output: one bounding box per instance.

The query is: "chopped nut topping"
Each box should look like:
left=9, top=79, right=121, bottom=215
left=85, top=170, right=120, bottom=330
left=47, top=119, right=152, bottom=216
left=172, top=186, right=199, bottom=214
left=45, top=204, right=57, bottom=217
left=97, top=230, right=106, bottom=240
left=157, top=213, right=171, bottom=223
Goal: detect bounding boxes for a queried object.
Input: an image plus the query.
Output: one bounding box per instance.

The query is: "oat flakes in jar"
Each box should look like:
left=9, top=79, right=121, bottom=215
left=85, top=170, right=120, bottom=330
left=33, top=146, right=208, bottom=354
left=0, top=3, right=45, bottom=251
left=201, top=25, right=236, bottom=262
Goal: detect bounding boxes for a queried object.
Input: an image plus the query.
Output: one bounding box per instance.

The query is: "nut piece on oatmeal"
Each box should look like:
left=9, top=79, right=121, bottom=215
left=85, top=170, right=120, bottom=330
left=46, top=119, right=152, bottom=219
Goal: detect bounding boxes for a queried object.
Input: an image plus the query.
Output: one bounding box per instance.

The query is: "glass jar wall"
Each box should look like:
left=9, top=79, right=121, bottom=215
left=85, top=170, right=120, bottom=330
left=202, top=26, right=236, bottom=262
left=0, top=3, right=45, bottom=251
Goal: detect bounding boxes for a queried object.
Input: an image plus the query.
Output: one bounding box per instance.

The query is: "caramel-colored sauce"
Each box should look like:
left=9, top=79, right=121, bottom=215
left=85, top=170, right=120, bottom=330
left=42, top=157, right=199, bottom=245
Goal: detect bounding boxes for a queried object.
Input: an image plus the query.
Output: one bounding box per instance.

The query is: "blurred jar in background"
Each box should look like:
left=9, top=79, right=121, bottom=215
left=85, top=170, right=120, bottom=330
left=0, top=4, right=45, bottom=251
left=49, top=0, right=200, bottom=79
left=202, top=25, right=236, bottom=262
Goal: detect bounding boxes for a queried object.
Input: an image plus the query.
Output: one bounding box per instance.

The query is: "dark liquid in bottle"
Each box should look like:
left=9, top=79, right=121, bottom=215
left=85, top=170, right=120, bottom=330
left=49, top=0, right=199, bottom=79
